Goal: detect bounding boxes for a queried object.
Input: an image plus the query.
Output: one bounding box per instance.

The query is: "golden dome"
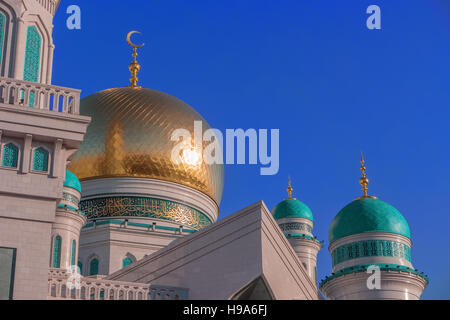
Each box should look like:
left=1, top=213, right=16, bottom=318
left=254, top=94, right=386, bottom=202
left=68, top=86, right=224, bottom=205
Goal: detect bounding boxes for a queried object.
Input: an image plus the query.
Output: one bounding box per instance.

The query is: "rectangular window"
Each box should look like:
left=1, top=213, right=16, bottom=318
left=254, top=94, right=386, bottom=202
left=0, top=247, right=16, bottom=300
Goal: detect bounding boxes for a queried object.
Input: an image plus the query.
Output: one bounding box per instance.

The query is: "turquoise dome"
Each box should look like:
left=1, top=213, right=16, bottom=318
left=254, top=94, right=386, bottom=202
left=329, top=197, right=410, bottom=243
left=64, top=170, right=81, bottom=193
left=272, top=198, right=314, bottom=222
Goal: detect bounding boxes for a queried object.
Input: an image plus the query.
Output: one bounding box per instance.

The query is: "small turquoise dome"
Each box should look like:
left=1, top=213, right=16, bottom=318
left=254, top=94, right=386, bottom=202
left=329, top=197, right=410, bottom=243
left=272, top=198, right=314, bottom=222
left=64, top=170, right=81, bottom=193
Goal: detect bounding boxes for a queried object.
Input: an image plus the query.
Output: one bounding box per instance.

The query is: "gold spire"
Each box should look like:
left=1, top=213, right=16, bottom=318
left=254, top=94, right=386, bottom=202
left=126, top=31, right=145, bottom=88
left=287, top=176, right=294, bottom=199
left=357, top=152, right=377, bottom=200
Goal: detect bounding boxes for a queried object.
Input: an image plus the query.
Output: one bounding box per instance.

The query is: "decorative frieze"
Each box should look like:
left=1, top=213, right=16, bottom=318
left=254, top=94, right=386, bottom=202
left=279, top=222, right=312, bottom=234
left=80, top=196, right=211, bottom=230
left=331, top=239, right=411, bottom=266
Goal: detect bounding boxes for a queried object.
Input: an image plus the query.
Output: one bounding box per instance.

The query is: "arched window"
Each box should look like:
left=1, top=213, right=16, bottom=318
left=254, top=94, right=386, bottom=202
left=77, top=261, right=83, bottom=275
left=32, top=147, right=49, bottom=172
left=89, top=258, right=99, bottom=276
left=52, top=235, right=61, bottom=268
left=122, top=257, right=133, bottom=268
left=71, top=240, right=76, bottom=266
left=2, top=143, right=19, bottom=168
left=23, top=26, right=42, bottom=107
left=0, top=13, right=6, bottom=67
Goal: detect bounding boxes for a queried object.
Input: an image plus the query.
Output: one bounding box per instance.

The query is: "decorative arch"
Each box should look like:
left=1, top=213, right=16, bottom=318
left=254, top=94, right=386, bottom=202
left=52, top=235, right=61, bottom=268
left=23, top=25, right=41, bottom=82
left=2, top=142, right=19, bottom=168
left=89, top=257, right=99, bottom=276
left=122, top=252, right=136, bottom=268
left=0, top=2, right=16, bottom=77
left=20, top=11, right=53, bottom=86
left=32, top=146, right=49, bottom=172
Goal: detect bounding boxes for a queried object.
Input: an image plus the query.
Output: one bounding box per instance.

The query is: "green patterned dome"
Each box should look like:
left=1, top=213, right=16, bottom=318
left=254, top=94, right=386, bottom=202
left=272, top=198, right=314, bottom=222
left=64, top=170, right=81, bottom=193
left=329, top=197, right=410, bottom=243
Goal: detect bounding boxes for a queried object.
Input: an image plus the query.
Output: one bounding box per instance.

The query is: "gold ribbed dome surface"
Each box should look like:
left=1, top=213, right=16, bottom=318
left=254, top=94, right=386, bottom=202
left=68, top=86, right=224, bottom=205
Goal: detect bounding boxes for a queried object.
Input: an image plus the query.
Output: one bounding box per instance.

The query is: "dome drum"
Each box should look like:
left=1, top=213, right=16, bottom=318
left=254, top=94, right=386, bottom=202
left=276, top=217, right=314, bottom=237
left=329, top=232, right=413, bottom=273
left=78, top=177, right=219, bottom=230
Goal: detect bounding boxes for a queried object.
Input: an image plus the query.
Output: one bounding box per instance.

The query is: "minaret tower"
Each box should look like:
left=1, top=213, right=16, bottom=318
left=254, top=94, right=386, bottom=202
left=272, top=177, right=322, bottom=284
left=0, top=0, right=60, bottom=83
left=320, top=153, right=428, bottom=300
left=50, top=170, right=86, bottom=271
left=0, top=0, right=90, bottom=299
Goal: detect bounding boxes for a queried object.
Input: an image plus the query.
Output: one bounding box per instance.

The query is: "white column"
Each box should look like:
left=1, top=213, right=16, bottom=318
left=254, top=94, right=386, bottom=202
left=13, top=17, right=26, bottom=81
left=51, top=138, right=63, bottom=178
left=21, top=134, right=32, bottom=173
left=46, top=43, right=55, bottom=84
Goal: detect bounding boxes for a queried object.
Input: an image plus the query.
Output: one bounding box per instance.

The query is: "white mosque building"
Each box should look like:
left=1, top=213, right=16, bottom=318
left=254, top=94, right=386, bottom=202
left=0, top=0, right=428, bottom=300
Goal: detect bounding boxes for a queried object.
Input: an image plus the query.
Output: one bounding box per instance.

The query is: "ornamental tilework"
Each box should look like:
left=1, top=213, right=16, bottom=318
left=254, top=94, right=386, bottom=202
left=2, top=143, right=19, bottom=168
left=23, top=26, right=42, bottom=107
left=79, top=196, right=212, bottom=230
left=32, top=147, right=49, bottom=171
left=62, top=192, right=80, bottom=206
left=331, top=239, right=411, bottom=266
left=279, top=222, right=312, bottom=233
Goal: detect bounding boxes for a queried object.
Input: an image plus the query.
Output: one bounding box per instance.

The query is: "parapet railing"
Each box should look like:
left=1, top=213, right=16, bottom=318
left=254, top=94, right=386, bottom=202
left=48, top=268, right=187, bottom=300
left=0, top=77, right=80, bottom=115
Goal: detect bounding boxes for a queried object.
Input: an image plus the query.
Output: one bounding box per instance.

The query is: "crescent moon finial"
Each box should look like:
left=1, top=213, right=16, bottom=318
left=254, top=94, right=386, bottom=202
left=126, top=30, right=145, bottom=49
left=126, top=30, right=144, bottom=88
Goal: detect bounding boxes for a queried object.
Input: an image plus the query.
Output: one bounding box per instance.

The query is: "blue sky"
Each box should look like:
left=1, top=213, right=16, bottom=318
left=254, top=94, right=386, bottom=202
left=52, top=0, right=450, bottom=299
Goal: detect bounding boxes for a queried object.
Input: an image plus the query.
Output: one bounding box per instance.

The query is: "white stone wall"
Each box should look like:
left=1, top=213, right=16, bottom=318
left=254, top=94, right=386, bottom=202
left=288, top=238, right=321, bottom=282
left=107, top=201, right=320, bottom=300
left=0, top=215, right=52, bottom=299
left=320, top=270, right=427, bottom=300
left=78, top=219, right=190, bottom=276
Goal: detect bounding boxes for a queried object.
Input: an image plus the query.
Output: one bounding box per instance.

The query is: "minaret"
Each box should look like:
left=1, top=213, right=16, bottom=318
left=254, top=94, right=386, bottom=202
left=0, top=1, right=91, bottom=299
left=0, top=0, right=60, bottom=83
left=320, top=153, right=428, bottom=300
left=272, top=177, right=323, bottom=284
left=50, top=170, right=86, bottom=271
